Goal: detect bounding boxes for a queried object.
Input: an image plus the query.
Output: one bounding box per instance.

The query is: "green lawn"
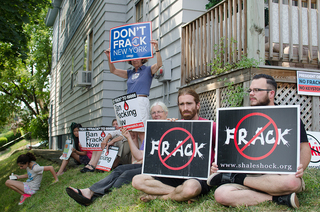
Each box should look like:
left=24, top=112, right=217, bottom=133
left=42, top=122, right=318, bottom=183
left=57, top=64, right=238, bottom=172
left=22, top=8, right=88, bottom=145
left=1, top=148, right=319, bottom=211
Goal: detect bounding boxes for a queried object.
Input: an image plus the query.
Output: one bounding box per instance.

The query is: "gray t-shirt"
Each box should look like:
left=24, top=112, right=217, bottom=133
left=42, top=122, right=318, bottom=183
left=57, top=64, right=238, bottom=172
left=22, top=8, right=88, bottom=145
left=25, top=163, right=44, bottom=191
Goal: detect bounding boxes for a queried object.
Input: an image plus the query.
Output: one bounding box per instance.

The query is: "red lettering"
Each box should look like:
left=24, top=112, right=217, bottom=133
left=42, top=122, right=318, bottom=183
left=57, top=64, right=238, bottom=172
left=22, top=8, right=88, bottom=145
left=310, top=146, right=320, bottom=156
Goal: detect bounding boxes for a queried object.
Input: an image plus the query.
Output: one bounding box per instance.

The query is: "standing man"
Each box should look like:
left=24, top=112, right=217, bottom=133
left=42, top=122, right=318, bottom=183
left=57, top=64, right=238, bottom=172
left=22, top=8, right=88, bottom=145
left=132, top=89, right=216, bottom=202
left=208, top=74, right=311, bottom=208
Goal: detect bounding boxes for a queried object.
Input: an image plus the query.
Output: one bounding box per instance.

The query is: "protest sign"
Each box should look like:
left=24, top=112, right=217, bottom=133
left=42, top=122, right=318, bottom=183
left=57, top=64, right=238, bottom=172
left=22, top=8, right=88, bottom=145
left=113, top=93, right=144, bottom=130
left=142, top=120, right=213, bottom=180
left=96, top=146, right=119, bottom=172
left=307, top=131, right=320, bottom=169
left=216, top=106, right=300, bottom=174
left=78, top=127, right=115, bottom=151
left=60, top=140, right=73, bottom=160
left=297, top=71, right=320, bottom=96
left=110, top=22, right=153, bottom=63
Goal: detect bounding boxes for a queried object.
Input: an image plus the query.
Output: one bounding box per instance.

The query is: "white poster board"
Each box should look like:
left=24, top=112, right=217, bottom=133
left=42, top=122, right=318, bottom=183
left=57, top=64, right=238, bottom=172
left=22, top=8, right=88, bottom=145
left=113, top=93, right=144, bottom=130
left=96, top=146, right=119, bottom=172
left=78, top=127, right=115, bottom=151
left=307, top=131, right=320, bottom=169
left=60, top=140, right=73, bottom=160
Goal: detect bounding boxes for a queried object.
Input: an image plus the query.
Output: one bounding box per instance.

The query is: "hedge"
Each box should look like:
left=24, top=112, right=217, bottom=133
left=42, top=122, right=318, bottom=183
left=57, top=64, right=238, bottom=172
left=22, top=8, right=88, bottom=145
left=0, top=137, right=8, bottom=147
left=3, top=130, right=21, bottom=142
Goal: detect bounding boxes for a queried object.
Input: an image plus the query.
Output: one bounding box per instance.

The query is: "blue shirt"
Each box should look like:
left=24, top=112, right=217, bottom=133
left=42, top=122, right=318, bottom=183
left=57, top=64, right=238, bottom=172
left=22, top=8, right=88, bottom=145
left=127, top=65, right=154, bottom=96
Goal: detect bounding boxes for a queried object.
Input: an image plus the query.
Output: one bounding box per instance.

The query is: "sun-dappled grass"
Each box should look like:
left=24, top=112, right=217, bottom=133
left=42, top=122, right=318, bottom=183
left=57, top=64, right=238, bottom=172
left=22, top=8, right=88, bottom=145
left=0, top=147, right=319, bottom=211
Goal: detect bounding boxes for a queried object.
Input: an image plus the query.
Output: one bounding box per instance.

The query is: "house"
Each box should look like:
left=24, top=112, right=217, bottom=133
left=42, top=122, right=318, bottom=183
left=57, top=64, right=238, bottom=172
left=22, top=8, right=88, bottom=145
left=46, top=0, right=209, bottom=149
left=46, top=0, right=320, bottom=150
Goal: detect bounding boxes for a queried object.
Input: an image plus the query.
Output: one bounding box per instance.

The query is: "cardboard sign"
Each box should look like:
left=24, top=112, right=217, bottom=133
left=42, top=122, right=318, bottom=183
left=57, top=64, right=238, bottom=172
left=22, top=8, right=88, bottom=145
left=297, top=71, right=320, bottom=96
left=60, top=140, right=73, bottom=160
left=96, top=146, right=119, bottom=172
left=113, top=93, right=144, bottom=130
left=307, top=131, right=320, bottom=169
left=110, top=22, right=153, bottom=63
left=142, top=120, right=213, bottom=180
left=216, top=106, right=300, bottom=174
left=78, top=127, right=115, bottom=151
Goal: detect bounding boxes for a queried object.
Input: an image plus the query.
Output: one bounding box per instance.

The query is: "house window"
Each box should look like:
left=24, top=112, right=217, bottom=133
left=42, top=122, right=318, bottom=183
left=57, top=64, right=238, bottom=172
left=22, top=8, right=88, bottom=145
left=83, top=38, right=87, bottom=71
left=60, top=1, right=69, bottom=34
left=83, top=31, right=93, bottom=71
left=136, top=0, right=143, bottom=22
left=59, top=72, right=63, bottom=102
left=70, top=55, right=75, bottom=90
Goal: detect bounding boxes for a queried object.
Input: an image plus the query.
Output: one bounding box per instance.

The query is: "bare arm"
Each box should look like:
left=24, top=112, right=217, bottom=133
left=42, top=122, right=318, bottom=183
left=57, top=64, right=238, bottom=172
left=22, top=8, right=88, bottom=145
left=43, top=166, right=59, bottom=182
left=300, top=142, right=311, bottom=170
left=17, top=174, right=28, bottom=179
left=295, top=142, right=311, bottom=178
left=104, top=48, right=128, bottom=79
left=106, top=136, right=124, bottom=151
left=101, top=134, right=112, bottom=150
left=150, top=40, right=163, bottom=75
left=121, top=128, right=143, bottom=162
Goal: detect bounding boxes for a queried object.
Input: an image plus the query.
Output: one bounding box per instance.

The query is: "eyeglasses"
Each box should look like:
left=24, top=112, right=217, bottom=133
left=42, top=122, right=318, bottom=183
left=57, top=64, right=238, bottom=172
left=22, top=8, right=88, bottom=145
left=151, top=110, right=164, bottom=115
left=247, top=88, right=272, bottom=93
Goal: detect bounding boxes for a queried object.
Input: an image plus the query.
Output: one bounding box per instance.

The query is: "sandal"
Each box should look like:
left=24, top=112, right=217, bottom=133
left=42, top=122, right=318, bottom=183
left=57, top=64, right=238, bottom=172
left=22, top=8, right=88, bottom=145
left=80, top=164, right=95, bottom=173
left=66, top=187, right=92, bottom=206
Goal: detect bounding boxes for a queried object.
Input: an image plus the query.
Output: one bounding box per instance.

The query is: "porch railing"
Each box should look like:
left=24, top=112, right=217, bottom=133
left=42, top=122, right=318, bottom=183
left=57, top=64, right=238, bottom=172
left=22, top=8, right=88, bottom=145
left=181, top=0, right=320, bottom=86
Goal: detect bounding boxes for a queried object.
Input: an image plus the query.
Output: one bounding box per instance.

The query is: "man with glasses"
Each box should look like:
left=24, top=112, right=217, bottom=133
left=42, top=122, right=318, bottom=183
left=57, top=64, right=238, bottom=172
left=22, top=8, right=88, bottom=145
left=208, top=74, right=311, bottom=208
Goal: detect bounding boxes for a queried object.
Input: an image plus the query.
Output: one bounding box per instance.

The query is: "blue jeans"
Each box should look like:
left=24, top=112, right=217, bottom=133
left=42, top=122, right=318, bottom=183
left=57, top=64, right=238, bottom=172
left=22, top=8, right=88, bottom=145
left=89, top=164, right=142, bottom=196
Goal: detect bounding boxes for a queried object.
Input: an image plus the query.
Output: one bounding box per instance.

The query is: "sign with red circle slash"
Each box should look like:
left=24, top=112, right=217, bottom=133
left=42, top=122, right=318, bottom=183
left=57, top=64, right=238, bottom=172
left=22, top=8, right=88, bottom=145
left=142, top=120, right=214, bottom=180
left=216, top=105, right=300, bottom=174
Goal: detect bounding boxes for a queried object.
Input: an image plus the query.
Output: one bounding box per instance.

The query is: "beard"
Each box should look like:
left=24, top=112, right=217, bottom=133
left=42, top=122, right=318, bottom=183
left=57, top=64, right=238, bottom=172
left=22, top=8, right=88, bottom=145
left=180, top=107, right=197, bottom=120
left=250, top=95, right=270, bottom=106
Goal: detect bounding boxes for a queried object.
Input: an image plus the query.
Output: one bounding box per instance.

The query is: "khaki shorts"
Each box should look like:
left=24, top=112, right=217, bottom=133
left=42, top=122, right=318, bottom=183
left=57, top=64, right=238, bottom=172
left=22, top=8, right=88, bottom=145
left=114, top=140, right=131, bottom=164
left=223, top=174, right=305, bottom=193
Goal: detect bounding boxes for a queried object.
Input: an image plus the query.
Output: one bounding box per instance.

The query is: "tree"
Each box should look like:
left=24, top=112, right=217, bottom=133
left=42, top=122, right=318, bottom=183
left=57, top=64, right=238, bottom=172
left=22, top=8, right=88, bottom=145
left=0, top=1, right=52, bottom=139
left=205, top=0, right=223, bottom=9
left=0, top=0, right=49, bottom=60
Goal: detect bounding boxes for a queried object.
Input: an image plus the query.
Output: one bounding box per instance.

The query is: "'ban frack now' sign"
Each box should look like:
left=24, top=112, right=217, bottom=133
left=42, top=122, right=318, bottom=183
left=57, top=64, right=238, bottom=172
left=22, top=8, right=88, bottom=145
left=79, top=127, right=115, bottom=151
left=110, top=22, right=153, bottom=63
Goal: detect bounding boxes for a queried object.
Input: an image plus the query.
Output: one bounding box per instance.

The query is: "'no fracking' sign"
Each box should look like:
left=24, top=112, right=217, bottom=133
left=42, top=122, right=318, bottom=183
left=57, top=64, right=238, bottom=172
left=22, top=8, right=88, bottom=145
left=216, top=106, right=300, bottom=174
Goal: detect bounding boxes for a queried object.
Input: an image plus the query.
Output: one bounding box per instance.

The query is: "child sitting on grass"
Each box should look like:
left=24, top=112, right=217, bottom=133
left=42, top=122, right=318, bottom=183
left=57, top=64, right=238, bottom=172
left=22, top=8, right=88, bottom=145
left=5, top=152, right=58, bottom=205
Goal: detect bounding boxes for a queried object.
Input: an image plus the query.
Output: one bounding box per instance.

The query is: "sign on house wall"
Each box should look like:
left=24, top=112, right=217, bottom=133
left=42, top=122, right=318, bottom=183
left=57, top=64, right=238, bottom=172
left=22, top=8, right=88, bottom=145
left=297, top=71, right=320, bottom=96
left=142, top=120, right=213, bottom=180
left=215, top=106, right=300, bottom=174
left=110, top=22, right=153, bottom=63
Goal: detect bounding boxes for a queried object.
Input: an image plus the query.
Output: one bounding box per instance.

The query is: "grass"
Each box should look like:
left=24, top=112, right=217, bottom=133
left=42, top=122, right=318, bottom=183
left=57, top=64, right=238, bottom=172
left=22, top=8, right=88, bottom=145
left=0, top=139, right=39, bottom=161
left=0, top=143, right=319, bottom=212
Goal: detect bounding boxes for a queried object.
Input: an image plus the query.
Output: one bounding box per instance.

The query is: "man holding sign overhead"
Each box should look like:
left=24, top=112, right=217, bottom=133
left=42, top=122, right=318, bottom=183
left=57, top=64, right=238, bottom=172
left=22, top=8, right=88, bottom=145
left=209, top=74, right=311, bottom=208
left=104, top=22, right=163, bottom=150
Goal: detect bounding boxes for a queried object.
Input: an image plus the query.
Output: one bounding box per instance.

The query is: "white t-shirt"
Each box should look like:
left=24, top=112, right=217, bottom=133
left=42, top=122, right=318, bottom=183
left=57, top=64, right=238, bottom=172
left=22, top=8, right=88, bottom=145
left=25, top=162, right=44, bottom=191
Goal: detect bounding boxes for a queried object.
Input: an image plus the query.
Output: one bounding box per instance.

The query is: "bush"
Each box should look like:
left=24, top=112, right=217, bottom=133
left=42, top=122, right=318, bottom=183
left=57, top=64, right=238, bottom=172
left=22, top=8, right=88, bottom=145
left=3, top=130, right=21, bottom=142
left=0, top=137, right=8, bottom=147
left=29, top=114, right=49, bottom=141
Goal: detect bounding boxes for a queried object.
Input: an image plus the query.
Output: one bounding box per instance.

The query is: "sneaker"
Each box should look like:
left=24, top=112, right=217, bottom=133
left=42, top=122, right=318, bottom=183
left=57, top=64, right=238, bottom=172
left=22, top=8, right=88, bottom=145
left=273, top=193, right=299, bottom=208
left=18, top=194, right=31, bottom=205
left=207, top=173, right=246, bottom=186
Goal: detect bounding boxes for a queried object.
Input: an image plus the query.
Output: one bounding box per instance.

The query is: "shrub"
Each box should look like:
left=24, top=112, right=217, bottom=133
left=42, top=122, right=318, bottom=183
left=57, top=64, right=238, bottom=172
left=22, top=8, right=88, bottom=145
left=3, top=130, right=21, bottom=142
left=0, top=137, right=8, bottom=147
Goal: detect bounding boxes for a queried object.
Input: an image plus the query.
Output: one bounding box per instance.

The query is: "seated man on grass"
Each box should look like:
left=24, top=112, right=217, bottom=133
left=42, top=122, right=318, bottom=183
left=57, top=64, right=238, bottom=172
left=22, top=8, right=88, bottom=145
left=208, top=74, right=311, bottom=209
left=132, top=89, right=216, bottom=203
